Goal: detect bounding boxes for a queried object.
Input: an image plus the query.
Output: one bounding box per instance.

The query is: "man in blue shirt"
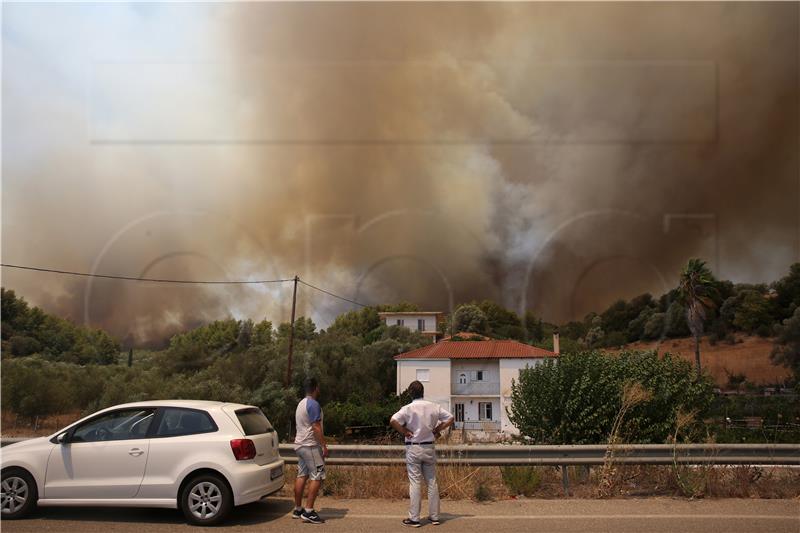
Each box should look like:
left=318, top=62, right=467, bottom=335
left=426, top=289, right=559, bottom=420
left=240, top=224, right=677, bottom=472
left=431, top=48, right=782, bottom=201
left=293, top=377, right=328, bottom=524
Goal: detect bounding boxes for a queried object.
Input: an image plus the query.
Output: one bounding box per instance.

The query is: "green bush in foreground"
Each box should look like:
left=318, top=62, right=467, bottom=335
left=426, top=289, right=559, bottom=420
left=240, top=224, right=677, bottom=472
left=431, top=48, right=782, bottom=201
left=500, top=466, right=542, bottom=496
left=508, top=350, right=715, bottom=444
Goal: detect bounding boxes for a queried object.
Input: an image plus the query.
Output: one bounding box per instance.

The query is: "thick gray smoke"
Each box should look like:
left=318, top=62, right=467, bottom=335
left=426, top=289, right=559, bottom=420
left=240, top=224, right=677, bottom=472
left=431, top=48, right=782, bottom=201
left=2, top=2, right=798, bottom=346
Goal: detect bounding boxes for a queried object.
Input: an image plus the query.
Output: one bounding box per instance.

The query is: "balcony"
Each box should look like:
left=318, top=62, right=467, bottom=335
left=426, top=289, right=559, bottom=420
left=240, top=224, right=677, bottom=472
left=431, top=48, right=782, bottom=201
left=451, top=381, right=500, bottom=396
left=454, top=421, right=501, bottom=432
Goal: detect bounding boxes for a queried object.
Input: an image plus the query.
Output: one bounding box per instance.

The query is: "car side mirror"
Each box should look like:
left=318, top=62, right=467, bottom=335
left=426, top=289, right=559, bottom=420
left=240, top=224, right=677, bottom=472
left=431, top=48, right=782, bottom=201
left=56, top=432, right=69, bottom=445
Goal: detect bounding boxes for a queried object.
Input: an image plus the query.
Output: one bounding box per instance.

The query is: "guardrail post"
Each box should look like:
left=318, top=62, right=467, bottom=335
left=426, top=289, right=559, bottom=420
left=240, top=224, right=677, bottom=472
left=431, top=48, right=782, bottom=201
left=561, top=466, right=570, bottom=496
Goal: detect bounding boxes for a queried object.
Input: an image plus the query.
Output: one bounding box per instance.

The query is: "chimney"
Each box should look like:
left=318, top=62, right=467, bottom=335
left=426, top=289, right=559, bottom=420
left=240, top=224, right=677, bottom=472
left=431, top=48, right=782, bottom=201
left=553, top=331, right=560, bottom=355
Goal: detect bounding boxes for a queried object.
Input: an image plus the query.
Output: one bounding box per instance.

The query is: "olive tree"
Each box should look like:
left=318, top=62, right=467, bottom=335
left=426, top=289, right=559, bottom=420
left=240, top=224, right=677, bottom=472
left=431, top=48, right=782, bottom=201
left=507, top=350, right=714, bottom=444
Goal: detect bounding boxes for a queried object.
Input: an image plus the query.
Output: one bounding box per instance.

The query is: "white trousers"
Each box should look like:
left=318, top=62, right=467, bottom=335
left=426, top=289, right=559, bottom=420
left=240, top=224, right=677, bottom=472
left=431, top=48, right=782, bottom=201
left=405, top=444, right=439, bottom=522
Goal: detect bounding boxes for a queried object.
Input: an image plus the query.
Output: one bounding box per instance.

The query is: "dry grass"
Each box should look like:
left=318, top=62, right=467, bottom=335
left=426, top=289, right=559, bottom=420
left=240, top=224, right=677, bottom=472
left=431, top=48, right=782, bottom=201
left=1, top=411, right=81, bottom=436
left=279, top=463, right=800, bottom=501
left=615, top=335, right=791, bottom=386
left=596, top=383, right=654, bottom=497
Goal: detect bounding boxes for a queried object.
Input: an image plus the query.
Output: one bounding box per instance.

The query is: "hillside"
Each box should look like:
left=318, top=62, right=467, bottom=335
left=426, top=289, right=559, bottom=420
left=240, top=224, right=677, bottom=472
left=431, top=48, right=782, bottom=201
left=615, top=335, right=791, bottom=387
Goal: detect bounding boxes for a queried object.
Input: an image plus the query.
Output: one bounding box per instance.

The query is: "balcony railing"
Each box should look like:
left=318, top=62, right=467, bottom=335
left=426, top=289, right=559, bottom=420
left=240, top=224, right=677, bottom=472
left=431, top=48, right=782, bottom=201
left=454, top=421, right=501, bottom=432
left=451, top=381, right=500, bottom=395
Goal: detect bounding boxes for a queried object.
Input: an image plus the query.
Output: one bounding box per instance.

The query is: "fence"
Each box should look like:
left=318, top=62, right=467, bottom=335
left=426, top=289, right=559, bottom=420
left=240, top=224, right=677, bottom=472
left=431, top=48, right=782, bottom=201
left=3, top=438, right=798, bottom=466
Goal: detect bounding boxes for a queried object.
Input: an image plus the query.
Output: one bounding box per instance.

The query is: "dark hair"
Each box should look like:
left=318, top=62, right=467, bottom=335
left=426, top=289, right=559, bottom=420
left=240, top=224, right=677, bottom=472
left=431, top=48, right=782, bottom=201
left=304, top=377, right=319, bottom=395
left=407, top=380, right=424, bottom=400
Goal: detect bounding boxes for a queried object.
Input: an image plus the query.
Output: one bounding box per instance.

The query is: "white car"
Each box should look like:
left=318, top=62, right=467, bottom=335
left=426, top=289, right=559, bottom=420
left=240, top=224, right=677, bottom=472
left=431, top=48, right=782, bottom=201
left=1, top=400, right=285, bottom=526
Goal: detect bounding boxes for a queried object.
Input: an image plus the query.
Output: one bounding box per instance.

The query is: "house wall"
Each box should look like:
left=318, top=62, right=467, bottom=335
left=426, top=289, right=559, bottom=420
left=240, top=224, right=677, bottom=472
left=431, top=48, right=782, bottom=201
left=382, top=314, right=438, bottom=334
left=451, top=397, right=501, bottom=427
left=499, top=358, right=546, bottom=434
left=395, top=357, right=550, bottom=438
left=396, top=359, right=451, bottom=411
left=451, top=360, right=500, bottom=395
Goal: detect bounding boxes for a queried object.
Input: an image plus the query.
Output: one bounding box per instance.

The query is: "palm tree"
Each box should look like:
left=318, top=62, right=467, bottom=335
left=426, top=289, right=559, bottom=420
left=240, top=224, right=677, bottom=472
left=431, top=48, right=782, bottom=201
left=677, top=258, right=718, bottom=371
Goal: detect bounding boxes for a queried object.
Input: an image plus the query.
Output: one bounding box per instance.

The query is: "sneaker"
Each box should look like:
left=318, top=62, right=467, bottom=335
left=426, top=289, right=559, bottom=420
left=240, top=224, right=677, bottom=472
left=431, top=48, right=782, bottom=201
left=429, top=517, right=441, bottom=525
left=402, top=519, right=422, bottom=528
left=301, top=510, right=325, bottom=524
left=292, top=508, right=304, bottom=519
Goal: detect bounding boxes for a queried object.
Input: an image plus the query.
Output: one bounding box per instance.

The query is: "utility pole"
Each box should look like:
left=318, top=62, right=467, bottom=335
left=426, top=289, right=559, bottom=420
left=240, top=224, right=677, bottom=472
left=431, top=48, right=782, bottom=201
left=285, top=275, right=299, bottom=387
left=127, top=348, right=133, bottom=368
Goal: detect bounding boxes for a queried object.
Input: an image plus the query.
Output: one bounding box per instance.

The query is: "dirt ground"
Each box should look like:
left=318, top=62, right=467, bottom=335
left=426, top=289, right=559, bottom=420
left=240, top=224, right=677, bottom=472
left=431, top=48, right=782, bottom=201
left=616, top=335, right=792, bottom=387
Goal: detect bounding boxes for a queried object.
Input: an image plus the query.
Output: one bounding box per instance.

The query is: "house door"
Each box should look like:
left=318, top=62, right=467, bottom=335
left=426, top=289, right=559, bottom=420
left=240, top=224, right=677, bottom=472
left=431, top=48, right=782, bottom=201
left=454, top=403, right=465, bottom=423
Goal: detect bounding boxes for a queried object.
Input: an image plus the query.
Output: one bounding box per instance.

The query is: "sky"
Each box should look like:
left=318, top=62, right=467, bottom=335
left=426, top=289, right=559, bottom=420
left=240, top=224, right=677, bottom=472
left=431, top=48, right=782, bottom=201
left=2, top=2, right=798, bottom=346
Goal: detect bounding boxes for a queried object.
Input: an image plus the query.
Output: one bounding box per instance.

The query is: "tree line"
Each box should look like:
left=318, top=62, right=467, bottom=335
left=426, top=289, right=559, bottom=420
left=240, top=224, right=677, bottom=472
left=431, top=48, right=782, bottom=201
left=2, top=260, right=799, bottom=442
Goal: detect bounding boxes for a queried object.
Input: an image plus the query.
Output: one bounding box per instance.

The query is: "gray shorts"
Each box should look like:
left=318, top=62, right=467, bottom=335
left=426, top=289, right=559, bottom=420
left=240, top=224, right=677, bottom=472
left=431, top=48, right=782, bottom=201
left=296, top=445, right=326, bottom=481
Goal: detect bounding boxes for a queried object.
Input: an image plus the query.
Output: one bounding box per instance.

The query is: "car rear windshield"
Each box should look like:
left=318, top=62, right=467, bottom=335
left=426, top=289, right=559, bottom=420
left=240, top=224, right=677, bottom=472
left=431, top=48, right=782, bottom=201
left=236, top=408, right=273, bottom=435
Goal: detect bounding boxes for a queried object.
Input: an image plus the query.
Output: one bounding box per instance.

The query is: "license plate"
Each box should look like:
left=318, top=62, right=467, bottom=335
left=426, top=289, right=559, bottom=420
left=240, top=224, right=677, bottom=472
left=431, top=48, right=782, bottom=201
left=270, top=465, right=283, bottom=480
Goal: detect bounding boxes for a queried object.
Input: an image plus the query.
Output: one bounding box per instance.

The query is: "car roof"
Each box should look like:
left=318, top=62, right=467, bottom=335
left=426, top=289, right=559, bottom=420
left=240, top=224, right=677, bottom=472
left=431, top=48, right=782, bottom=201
left=106, top=400, right=254, bottom=411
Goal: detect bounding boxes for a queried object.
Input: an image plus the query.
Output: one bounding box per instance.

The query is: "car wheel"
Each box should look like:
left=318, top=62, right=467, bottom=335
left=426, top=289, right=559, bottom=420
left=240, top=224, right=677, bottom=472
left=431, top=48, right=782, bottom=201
left=180, top=474, right=233, bottom=526
left=1, top=468, right=37, bottom=519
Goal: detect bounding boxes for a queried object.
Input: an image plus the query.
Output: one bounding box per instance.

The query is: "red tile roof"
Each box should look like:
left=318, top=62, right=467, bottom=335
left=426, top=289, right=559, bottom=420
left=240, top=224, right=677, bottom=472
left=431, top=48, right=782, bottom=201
left=394, top=338, right=558, bottom=360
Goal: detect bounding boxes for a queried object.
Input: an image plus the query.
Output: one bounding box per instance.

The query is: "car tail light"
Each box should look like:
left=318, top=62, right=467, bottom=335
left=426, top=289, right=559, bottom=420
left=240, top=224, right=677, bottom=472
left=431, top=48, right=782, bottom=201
left=230, top=439, right=257, bottom=461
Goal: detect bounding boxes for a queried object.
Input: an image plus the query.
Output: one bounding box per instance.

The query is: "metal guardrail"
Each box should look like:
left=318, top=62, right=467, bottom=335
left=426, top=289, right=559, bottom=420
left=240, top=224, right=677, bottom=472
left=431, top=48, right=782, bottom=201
left=3, top=438, right=798, bottom=465
left=277, top=443, right=800, bottom=466
left=1, top=438, right=31, bottom=446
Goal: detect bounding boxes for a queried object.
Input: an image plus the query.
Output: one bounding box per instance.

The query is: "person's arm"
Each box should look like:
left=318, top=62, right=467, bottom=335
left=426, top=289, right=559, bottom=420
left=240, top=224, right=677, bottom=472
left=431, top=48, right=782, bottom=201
left=311, top=421, right=328, bottom=458
left=433, top=408, right=455, bottom=439
left=390, top=407, right=413, bottom=439
left=308, top=400, right=328, bottom=458
left=390, top=417, right=413, bottom=439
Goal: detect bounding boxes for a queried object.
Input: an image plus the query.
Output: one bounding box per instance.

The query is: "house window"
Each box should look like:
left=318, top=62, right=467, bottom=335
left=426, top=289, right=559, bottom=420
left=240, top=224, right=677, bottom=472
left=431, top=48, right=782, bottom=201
left=416, top=369, right=430, bottom=382
left=470, top=370, right=485, bottom=382
left=396, top=319, right=405, bottom=326
left=454, top=403, right=465, bottom=423
left=458, top=373, right=467, bottom=384
left=418, top=319, right=426, bottom=331
left=478, top=402, right=493, bottom=421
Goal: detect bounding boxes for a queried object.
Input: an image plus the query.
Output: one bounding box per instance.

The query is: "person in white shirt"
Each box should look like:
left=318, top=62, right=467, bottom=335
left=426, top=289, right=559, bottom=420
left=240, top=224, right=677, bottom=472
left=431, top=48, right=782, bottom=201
left=390, top=380, right=454, bottom=528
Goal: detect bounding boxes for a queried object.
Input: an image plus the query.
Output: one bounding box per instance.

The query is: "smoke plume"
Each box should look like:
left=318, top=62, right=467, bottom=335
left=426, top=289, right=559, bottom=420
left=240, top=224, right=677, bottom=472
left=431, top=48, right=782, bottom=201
left=2, top=2, right=798, bottom=345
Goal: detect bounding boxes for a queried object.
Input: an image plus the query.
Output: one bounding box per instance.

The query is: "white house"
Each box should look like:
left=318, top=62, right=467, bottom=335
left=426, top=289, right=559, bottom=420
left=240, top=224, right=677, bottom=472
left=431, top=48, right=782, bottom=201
left=394, top=333, right=559, bottom=439
left=378, top=311, right=443, bottom=342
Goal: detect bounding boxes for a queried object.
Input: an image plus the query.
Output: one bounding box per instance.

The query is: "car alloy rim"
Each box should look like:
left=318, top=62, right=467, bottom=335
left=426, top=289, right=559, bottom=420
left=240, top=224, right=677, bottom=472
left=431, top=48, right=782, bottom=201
left=188, top=481, right=222, bottom=520
left=1, top=476, right=29, bottom=515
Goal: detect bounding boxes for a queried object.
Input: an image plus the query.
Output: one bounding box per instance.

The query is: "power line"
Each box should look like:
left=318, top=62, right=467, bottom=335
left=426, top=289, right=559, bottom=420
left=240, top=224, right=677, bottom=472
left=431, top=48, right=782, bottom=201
left=298, top=279, right=369, bottom=308
left=0, top=263, right=293, bottom=285
left=1, top=263, right=372, bottom=307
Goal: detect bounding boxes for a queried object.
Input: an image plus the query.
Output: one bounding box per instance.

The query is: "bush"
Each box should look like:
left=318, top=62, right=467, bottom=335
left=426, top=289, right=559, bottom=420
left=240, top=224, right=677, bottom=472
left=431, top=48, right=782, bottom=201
left=602, top=331, right=627, bottom=348
left=1, top=289, right=120, bottom=364
left=323, top=397, right=404, bottom=437
left=450, top=304, right=489, bottom=335
left=500, top=467, right=542, bottom=496
left=473, top=482, right=493, bottom=502
left=733, top=290, right=774, bottom=334
left=1, top=357, right=74, bottom=419
left=8, top=335, right=42, bottom=356
left=507, top=350, right=714, bottom=444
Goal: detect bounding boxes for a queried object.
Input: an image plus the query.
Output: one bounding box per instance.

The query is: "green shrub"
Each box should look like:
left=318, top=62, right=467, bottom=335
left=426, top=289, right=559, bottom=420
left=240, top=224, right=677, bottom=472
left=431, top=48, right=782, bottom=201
left=508, top=350, right=714, bottom=444
left=323, top=397, right=405, bottom=437
left=473, top=482, right=493, bottom=502
left=500, top=466, right=542, bottom=496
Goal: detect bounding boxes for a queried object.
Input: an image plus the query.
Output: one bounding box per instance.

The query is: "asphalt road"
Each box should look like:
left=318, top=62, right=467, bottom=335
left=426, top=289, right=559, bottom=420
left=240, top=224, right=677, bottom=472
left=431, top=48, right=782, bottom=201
left=3, top=497, right=798, bottom=533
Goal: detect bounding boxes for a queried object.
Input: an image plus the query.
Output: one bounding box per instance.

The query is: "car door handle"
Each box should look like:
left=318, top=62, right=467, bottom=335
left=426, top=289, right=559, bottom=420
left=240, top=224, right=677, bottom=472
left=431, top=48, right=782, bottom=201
left=129, top=448, right=144, bottom=457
